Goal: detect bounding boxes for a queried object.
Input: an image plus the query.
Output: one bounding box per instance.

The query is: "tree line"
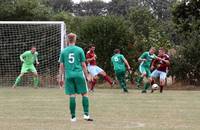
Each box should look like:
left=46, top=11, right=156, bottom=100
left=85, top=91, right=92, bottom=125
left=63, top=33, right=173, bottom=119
left=0, top=0, right=199, bottom=85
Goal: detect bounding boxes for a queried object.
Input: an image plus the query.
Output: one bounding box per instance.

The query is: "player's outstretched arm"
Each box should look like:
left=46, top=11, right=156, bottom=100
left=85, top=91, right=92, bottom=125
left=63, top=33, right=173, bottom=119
left=123, top=58, right=131, bottom=71
left=138, top=57, right=146, bottom=62
left=138, top=52, right=147, bottom=62
left=35, top=56, right=39, bottom=65
left=20, top=54, right=25, bottom=62
left=151, top=59, right=158, bottom=70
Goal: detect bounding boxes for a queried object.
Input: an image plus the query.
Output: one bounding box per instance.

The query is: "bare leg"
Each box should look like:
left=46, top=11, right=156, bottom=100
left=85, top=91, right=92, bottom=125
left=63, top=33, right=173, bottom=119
left=149, top=77, right=155, bottom=93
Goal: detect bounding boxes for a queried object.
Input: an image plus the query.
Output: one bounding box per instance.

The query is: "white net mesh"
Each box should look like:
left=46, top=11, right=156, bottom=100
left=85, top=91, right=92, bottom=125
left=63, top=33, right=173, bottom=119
left=0, top=22, right=66, bottom=87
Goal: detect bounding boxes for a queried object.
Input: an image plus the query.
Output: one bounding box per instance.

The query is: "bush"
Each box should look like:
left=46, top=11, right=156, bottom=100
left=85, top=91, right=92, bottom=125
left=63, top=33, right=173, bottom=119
left=78, top=16, right=129, bottom=75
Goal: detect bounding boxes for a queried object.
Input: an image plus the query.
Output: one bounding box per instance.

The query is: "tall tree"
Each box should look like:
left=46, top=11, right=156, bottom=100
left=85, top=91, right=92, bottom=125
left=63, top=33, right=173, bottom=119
left=171, top=0, right=200, bottom=85
left=144, top=0, right=177, bottom=21
left=78, top=16, right=129, bottom=74
left=43, top=0, right=73, bottom=12
left=0, top=0, right=53, bottom=21
left=73, top=0, right=107, bottom=16
left=172, top=0, right=200, bottom=33
left=107, top=0, right=138, bottom=15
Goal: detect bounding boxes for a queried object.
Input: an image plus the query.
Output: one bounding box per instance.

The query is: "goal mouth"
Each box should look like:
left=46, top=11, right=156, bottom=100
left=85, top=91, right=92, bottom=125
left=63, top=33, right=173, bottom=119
left=0, top=21, right=66, bottom=87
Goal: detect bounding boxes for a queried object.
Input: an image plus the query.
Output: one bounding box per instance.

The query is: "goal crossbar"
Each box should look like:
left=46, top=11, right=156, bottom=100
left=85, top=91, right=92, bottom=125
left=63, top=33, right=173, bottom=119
left=0, top=21, right=65, bottom=24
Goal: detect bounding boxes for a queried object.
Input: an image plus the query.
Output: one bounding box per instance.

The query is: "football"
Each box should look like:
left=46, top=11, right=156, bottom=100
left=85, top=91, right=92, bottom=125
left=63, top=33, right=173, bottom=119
left=152, top=84, right=159, bottom=90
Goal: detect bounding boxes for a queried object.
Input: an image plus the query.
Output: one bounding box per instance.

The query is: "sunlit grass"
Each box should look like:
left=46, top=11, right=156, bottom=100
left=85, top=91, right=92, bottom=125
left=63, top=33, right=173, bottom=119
left=0, top=87, right=199, bottom=130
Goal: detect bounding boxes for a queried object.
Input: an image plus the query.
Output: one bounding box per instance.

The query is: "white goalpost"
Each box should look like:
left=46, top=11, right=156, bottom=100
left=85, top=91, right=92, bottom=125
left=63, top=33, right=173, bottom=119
left=0, top=21, right=66, bottom=87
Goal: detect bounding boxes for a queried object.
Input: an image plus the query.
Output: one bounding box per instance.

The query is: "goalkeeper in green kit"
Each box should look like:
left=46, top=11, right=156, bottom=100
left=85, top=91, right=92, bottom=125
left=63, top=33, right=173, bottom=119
left=12, top=47, right=39, bottom=88
left=111, top=49, right=131, bottom=93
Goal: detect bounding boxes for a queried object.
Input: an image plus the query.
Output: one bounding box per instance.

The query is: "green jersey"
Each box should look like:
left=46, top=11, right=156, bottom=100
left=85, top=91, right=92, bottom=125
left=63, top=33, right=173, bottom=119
left=21, top=51, right=38, bottom=65
left=139, top=51, right=157, bottom=68
left=60, top=45, right=86, bottom=77
left=111, top=54, right=126, bottom=72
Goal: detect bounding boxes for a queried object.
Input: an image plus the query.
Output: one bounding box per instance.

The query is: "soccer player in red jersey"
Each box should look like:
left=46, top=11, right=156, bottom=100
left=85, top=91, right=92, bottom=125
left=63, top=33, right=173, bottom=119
left=150, top=48, right=170, bottom=93
left=86, top=44, right=114, bottom=91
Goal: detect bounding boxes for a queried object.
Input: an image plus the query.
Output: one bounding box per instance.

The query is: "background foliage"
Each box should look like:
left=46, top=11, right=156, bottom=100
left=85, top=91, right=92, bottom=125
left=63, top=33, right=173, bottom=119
left=0, top=0, right=199, bottom=85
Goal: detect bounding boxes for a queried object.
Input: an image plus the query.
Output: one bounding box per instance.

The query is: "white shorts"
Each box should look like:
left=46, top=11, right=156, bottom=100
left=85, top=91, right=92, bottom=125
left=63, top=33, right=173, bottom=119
left=151, top=70, right=167, bottom=80
left=87, top=65, right=104, bottom=76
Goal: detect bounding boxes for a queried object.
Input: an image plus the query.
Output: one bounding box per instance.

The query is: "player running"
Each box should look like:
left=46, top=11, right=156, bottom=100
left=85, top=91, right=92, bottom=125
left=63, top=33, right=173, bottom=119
left=138, top=47, right=157, bottom=93
left=58, top=33, right=93, bottom=122
left=12, top=47, right=39, bottom=88
left=150, top=48, right=170, bottom=93
left=111, top=49, right=131, bottom=93
left=86, top=44, right=115, bottom=92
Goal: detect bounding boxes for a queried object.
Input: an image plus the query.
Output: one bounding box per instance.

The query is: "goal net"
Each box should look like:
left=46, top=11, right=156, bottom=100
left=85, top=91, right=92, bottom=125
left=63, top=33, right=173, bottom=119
left=0, top=21, right=66, bottom=87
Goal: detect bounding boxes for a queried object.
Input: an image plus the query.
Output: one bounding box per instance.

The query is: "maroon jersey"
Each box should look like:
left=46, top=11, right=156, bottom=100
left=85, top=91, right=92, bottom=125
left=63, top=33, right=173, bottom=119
left=86, top=50, right=97, bottom=65
left=152, top=54, right=169, bottom=72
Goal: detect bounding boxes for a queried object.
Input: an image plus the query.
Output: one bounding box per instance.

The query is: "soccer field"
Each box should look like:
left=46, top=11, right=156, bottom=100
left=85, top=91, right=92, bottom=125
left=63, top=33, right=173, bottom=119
left=0, top=88, right=199, bottom=130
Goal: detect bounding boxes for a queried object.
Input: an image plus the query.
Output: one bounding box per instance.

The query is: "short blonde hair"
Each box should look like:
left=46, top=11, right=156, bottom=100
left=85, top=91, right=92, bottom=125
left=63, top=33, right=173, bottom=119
left=150, top=47, right=156, bottom=51
left=67, top=33, right=77, bottom=43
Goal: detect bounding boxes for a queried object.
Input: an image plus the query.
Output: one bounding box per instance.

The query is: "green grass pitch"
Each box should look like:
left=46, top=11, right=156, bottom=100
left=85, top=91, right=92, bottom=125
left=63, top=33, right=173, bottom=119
left=0, top=87, right=200, bottom=130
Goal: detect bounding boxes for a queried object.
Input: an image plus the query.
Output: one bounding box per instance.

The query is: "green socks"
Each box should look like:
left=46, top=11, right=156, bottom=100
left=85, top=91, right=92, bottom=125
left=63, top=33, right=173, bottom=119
left=144, top=83, right=150, bottom=90
left=14, top=76, right=39, bottom=87
left=70, top=97, right=76, bottom=118
left=82, top=96, right=89, bottom=116
left=121, top=81, right=127, bottom=91
left=14, top=76, right=21, bottom=86
left=136, top=77, right=143, bottom=86
left=33, top=77, right=39, bottom=87
left=69, top=96, right=89, bottom=118
left=116, top=73, right=127, bottom=91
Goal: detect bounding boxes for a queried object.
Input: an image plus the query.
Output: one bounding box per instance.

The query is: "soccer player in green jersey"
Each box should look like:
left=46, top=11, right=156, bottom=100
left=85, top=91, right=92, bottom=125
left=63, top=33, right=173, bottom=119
left=111, top=49, right=131, bottom=93
left=138, top=47, right=157, bottom=93
left=58, top=33, right=93, bottom=122
left=12, top=47, right=39, bottom=88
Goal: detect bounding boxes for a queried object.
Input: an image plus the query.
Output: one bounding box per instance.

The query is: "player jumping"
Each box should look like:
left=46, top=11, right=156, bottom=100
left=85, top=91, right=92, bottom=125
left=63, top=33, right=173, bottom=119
left=138, top=47, right=157, bottom=93
left=86, top=44, right=115, bottom=92
left=150, top=48, right=170, bottom=93
left=12, top=46, right=39, bottom=88
left=58, top=33, right=93, bottom=122
left=111, top=49, right=131, bottom=93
